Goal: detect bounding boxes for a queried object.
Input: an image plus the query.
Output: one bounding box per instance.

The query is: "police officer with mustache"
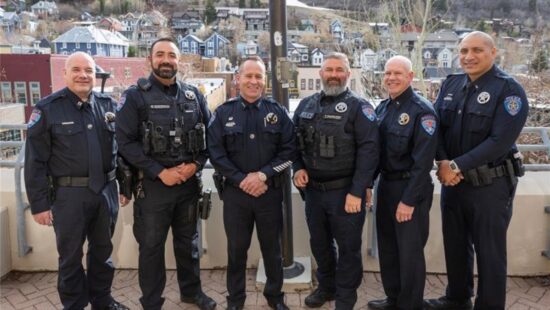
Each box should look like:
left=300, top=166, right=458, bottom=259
left=116, top=38, right=216, bottom=310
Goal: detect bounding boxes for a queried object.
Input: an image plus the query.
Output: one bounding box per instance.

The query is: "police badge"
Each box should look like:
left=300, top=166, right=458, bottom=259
left=185, top=90, right=196, bottom=100
left=398, top=113, right=410, bottom=125
left=335, top=102, right=348, bottom=113
left=477, top=91, right=490, bottom=104
left=265, top=112, right=278, bottom=125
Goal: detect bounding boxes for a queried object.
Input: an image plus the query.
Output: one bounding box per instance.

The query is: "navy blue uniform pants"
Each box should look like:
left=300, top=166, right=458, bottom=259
left=304, top=186, right=366, bottom=310
left=376, top=177, right=432, bottom=310
left=441, top=176, right=515, bottom=309
left=52, top=180, right=118, bottom=310
left=133, top=177, right=201, bottom=310
left=223, top=184, right=284, bottom=307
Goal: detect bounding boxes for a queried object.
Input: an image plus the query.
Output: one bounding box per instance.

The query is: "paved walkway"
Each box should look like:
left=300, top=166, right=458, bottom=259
left=1, top=270, right=549, bottom=309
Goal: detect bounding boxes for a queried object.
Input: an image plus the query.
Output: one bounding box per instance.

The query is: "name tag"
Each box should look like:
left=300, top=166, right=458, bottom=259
left=323, top=114, right=342, bottom=120
left=61, top=121, right=74, bottom=125
left=300, top=112, right=314, bottom=119
left=150, top=105, right=170, bottom=109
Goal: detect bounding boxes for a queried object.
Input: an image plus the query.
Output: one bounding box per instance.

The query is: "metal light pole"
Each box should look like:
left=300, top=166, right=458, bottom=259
left=269, top=0, right=304, bottom=278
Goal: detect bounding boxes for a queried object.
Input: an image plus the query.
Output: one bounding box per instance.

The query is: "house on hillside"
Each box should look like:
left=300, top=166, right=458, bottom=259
left=30, top=0, right=58, bottom=19
left=53, top=25, right=129, bottom=57
left=171, top=11, right=205, bottom=36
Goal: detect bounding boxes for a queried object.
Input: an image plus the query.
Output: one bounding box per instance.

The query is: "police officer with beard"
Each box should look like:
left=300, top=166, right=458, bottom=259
left=425, top=31, right=528, bottom=309
left=293, top=52, right=379, bottom=310
left=25, top=52, right=129, bottom=310
left=116, top=38, right=216, bottom=310
left=208, top=56, right=296, bottom=310
left=367, top=56, right=437, bottom=310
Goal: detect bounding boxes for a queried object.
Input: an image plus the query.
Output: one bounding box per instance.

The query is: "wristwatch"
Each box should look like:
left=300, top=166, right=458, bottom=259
left=193, top=160, right=202, bottom=170
left=257, top=171, right=267, bottom=182
left=449, top=160, right=461, bottom=173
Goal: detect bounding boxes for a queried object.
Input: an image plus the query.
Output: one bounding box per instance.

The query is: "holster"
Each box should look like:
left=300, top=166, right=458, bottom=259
left=47, top=175, right=56, bottom=204
left=116, top=156, right=134, bottom=199
left=197, top=188, right=212, bottom=220
left=212, top=171, right=225, bottom=200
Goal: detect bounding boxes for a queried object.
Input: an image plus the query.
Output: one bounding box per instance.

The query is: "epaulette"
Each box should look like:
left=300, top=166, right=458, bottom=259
left=37, top=89, right=66, bottom=107
left=223, top=97, right=240, bottom=105
left=494, top=67, right=512, bottom=80
left=137, top=78, right=152, bottom=91
left=445, top=72, right=465, bottom=80
left=411, top=93, right=435, bottom=112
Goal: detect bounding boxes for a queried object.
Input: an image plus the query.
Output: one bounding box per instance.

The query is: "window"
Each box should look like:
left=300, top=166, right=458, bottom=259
left=14, top=82, right=27, bottom=104
left=308, top=79, right=313, bottom=90
left=300, top=79, right=306, bottom=90
left=29, top=82, right=41, bottom=105
left=76, top=42, right=80, bottom=49
left=316, top=79, right=321, bottom=90
left=62, top=42, right=66, bottom=48
left=442, top=53, right=448, bottom=59
left=208, top=41, right=214, bottom=47
left=87, top=42, right=91, bottom=49
left=443, top=61, right=448, bottom=67
left=1, top=82, right=13, bottom=102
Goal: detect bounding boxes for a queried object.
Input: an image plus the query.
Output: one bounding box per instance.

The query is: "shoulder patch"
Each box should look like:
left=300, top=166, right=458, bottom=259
left=362, top=104, right=376, bottom=121
left=421, top=114, right=436, bottom=136
left=117, top=94, right=126, bottom=111
left=504, top=96, right=522, bottom=116
left=27, top=108, right=42, bottom=128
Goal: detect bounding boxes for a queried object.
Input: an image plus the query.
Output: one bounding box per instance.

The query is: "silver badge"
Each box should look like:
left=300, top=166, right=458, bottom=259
left=185, top=90, right=196, bottom=100
left=335, top=102, right=348, bottom=113
left=477, top=91, right=490, bottom=104
left=265, top=112, right=278, bottom=125
left=228, top=116, right=234, bottom=121
left=104, top=112, right=116, bottom=122
left=249, top=134, right=255, bottom=139
left=398, top=113, right=410, bottom=125
left=225, top=121, right=235, bottom=127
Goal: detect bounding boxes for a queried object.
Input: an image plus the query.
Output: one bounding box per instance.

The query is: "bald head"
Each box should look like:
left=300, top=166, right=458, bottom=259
left=460, top=31, right=495, bottom=49
left=385, top=55, right=412, bottom=73
left=63, top=52, right=96, bottom=101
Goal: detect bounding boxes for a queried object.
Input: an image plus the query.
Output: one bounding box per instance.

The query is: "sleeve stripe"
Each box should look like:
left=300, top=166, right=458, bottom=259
left=273, top=160, right=292, bottom=172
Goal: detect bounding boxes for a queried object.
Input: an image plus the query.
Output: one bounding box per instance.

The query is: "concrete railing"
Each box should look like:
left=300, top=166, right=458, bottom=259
left=1, top=125, right=549, bottom=276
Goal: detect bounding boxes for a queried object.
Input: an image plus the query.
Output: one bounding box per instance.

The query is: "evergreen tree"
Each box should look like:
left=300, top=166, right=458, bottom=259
left=531, top=50, right=548, bottom=73
left=204, top=0, right=216, bottom=25
left=238, top=0, right=245, bottom=8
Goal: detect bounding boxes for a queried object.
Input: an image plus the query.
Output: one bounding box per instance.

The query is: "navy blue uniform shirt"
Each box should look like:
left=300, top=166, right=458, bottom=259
left=435, top=65, right=528, bottom=170
left=376, top=86, right=438, bottom=206
left=293, top=89, right=379, bottom=197
left=207, top=96, right=296, bottom=185
left=25, top=88, right=117, bottom=214
left=115, top=74, right=211, bottom=179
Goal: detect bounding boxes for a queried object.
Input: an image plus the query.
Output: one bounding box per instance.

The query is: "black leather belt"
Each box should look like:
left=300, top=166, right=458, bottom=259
left=54, top=169, right=116, bottom=187
left=381, top=171, right=411, bottom=181
left=308, top=177, right=352, bottom=192
left=463, top=164, right=508, bottom=185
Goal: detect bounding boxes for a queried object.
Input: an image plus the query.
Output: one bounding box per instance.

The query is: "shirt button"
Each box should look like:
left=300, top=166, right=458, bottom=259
left=249, top=133, right=255, bottom=139
left=87, top=124, right=93, bottom=129
left=458, top=110, right=462, bottom=114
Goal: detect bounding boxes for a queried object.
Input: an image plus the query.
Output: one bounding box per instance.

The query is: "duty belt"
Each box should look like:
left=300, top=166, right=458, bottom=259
left=462, top=164, right=509, bottom=186
left=54, top=169, right=116, bottom=187
left=308, top=177, right=352, bottom=192
left=381, top=170, right=411, bottom=181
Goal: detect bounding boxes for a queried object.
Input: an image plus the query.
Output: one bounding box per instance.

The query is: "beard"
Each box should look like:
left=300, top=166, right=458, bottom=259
left=152, top=63, right=177, bottom=79
left=322, top=78, right=348, bottom=96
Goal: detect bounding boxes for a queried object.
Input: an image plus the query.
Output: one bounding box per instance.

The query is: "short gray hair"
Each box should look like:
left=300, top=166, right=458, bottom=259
left=385, top=55, right=412, bottom=72
left=323, top=52, right=350, bottom=71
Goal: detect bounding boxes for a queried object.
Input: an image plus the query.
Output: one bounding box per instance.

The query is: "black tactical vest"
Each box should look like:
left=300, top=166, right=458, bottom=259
left=139, top=79, right=206, bottom=165
left=297, top=93, right=356, bottom=175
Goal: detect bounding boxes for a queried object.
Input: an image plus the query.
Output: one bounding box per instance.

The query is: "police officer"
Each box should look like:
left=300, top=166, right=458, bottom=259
left=25, top=52, right=128, bottom=310
left=115, top=38, right=216, bottom=310
left=367, top=56, right=437, bottom=310
left=207, top=56, right=296, bottom=310
left=424, top=31, right=528, bottom=309
left=293, top=52, right=379, bottom=310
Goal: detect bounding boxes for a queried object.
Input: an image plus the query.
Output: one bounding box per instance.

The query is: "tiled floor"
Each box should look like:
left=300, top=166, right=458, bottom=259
left=1, top=270, right=549, bottom=309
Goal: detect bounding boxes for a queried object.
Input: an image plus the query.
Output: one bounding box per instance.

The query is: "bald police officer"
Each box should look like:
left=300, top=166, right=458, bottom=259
left=425, top=31, right=528, bottom=309
left=367, top=56, right=437, bottom=310
left=25, top=52, right=128, bottom=310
